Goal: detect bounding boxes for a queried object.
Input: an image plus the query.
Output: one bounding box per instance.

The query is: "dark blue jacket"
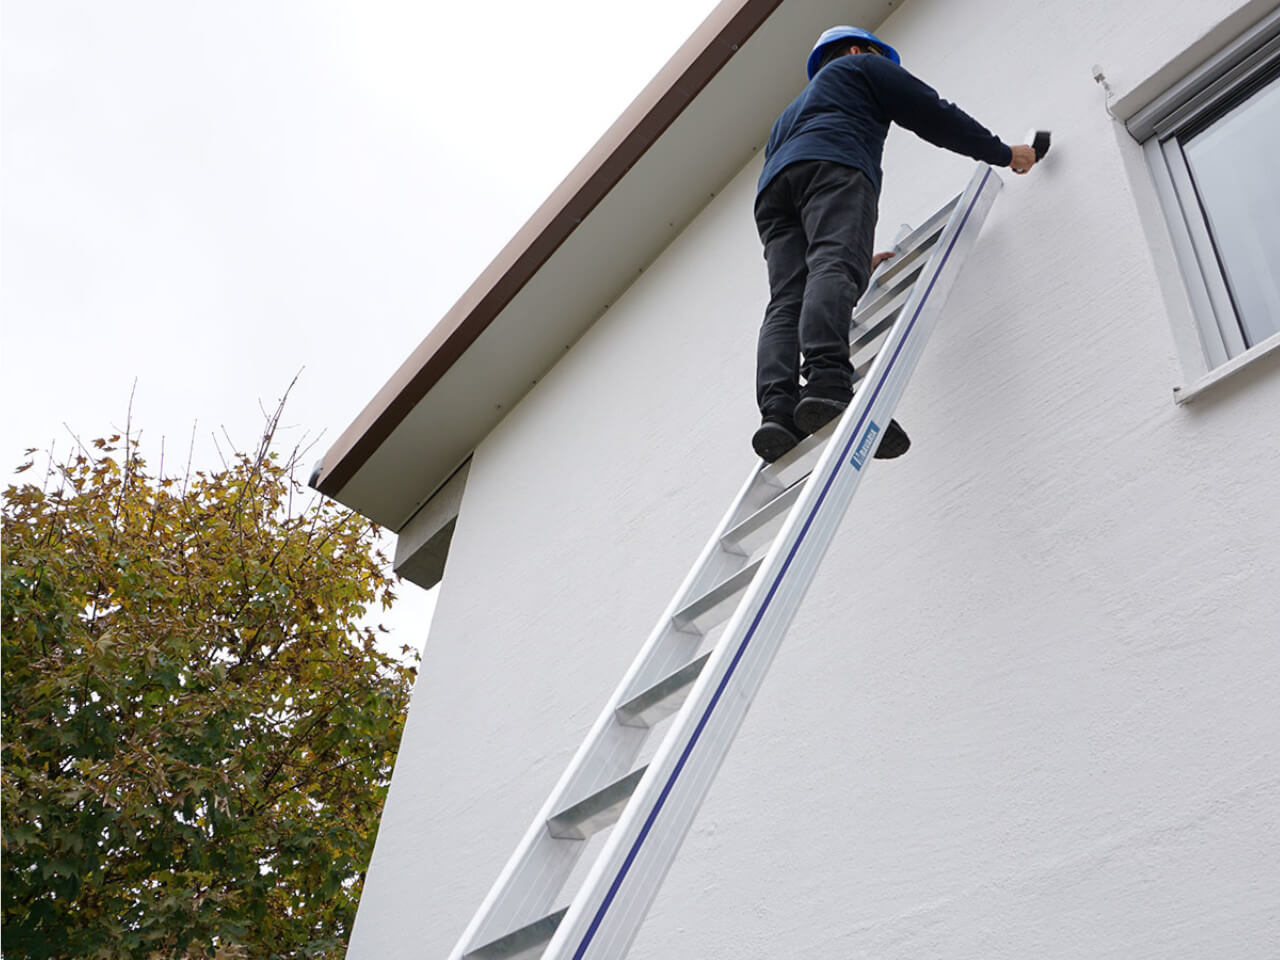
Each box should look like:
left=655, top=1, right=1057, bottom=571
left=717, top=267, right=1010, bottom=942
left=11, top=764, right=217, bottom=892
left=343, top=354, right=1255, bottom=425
left=758, top=54, right=1012, bottom=196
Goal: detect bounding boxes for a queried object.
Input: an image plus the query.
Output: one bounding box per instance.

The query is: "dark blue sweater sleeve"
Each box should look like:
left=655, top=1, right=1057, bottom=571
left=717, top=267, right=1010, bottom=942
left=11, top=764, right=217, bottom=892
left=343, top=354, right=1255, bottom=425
left=863, top=58, right=1013, bottom=167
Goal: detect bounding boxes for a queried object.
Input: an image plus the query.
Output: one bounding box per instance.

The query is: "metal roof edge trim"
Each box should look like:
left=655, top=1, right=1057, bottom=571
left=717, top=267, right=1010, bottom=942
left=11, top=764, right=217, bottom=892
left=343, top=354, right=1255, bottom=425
left=313, top=0, right=784, bottom=497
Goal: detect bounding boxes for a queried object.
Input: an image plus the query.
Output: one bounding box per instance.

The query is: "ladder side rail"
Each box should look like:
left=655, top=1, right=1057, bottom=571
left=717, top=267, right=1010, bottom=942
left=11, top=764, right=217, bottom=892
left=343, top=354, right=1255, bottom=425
left=543, top=163, right=1003, bottom=960
left=447, top=463, right=773, bottom=956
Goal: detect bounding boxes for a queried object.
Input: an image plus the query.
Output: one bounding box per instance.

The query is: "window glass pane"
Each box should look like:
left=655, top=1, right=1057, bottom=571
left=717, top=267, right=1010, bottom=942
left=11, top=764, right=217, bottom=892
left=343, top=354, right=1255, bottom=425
left=1182, top=72, right=1280, bottom=348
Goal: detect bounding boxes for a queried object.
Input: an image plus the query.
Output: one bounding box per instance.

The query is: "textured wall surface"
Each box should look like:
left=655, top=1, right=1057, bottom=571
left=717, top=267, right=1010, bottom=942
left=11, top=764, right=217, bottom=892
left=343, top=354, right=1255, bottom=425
left=349, top=0, right=1280, bottom=956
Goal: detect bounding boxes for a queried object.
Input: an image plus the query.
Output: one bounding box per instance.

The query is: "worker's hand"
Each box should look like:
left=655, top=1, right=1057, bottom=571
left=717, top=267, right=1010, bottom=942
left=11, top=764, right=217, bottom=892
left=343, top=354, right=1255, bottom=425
left=871, top=250, right=896, bottom=269
left=1009, top=144, right=1037, bottom=174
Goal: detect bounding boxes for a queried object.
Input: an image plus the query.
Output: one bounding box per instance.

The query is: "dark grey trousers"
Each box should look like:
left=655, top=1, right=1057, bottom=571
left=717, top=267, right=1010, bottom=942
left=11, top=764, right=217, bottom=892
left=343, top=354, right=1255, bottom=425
left=753, top=161, right=878, bottom=420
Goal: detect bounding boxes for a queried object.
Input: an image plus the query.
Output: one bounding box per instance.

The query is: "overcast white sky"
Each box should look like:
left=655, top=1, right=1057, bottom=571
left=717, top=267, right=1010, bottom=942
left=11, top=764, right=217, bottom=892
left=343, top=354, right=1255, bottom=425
left=2, top=0, right=723, bottom=654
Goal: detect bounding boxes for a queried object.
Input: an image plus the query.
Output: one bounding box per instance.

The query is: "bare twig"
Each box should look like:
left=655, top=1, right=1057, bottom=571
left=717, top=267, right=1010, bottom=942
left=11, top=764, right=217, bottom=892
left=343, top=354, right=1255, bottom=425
left=210, top=431, right=229, bottom=472
left=60, top=424, right=94, bottom=464
left=233, top=374, right=297, bottom=508
left=109, top=381, right=138, bottom=545
left=181, top=421, right=198, bottom=498
left=41, top=438, right=58, bottom=494
left=149, top=436, right=167, bottom=537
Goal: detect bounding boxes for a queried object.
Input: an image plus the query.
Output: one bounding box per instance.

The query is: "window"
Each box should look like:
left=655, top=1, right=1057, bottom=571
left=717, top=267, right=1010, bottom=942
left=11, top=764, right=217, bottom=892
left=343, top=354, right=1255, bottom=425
left=1130, top=9, right=1280, bottom=375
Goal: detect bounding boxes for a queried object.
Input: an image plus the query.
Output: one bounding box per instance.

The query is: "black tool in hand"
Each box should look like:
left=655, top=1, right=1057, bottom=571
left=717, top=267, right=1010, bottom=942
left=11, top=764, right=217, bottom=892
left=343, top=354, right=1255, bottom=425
left=1029, top=129, right=1051, bottom=160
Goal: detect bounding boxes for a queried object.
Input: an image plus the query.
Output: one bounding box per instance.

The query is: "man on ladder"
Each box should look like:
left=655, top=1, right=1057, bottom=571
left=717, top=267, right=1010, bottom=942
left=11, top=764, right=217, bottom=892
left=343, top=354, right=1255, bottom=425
left=751, top=26, right=1039, bottom=462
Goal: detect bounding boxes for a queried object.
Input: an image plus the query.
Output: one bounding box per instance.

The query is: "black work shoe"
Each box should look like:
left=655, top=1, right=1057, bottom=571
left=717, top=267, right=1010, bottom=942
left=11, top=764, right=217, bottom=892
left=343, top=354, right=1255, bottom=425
left=875, top=419, right=911, bottom=459
left=793, top=396, right=848, bottom=435
left=752, top=417, right=803, bottom=463
left=794, top=396, right=912, bottom=459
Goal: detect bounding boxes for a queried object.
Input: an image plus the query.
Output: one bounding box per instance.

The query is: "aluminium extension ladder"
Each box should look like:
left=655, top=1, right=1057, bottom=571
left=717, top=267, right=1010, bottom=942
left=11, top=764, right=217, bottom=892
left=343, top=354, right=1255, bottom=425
left=448, top=162, right=1004, bottom=960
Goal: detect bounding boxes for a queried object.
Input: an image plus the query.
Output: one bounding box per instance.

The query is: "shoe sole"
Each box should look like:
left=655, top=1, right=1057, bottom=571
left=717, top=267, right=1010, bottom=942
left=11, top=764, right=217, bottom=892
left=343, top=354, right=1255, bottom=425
left=875, top=419, right=911, bottom=459
left=752, top=423, right=801, bottom=463
left=794, top=398, right=911, bottom=459
left=793, top=397, right=847, bottom=435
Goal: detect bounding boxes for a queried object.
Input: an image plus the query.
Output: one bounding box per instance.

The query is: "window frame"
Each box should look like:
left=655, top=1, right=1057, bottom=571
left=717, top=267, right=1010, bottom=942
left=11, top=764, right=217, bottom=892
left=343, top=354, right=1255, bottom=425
left=1128, top=8, right=1280, bottom=382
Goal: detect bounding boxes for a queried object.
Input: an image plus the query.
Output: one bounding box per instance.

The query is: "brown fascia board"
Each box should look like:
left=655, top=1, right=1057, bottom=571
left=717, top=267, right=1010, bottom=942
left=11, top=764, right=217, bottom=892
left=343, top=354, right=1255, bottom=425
left=313, top=0, right=784, bottom=498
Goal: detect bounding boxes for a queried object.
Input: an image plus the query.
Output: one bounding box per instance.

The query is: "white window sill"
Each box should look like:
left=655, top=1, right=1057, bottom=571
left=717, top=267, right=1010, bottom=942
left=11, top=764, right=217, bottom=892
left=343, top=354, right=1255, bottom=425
left=1173, top=329, right=1280, bottom=404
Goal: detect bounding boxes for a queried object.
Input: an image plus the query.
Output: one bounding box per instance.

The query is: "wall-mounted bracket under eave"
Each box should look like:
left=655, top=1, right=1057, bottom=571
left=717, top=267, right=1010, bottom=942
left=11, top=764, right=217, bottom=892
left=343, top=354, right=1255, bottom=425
left=393, top=459, right=471, bottom=589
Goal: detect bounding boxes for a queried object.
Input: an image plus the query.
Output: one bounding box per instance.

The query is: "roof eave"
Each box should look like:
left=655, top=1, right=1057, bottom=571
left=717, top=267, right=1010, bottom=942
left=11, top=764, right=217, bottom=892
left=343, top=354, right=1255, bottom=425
left=313, top=0, right=893, bottom=527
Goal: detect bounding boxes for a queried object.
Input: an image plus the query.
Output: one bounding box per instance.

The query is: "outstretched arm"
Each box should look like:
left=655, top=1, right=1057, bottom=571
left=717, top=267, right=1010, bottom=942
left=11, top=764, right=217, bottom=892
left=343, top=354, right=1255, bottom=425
left=866, top=56, right=1015, bottom=168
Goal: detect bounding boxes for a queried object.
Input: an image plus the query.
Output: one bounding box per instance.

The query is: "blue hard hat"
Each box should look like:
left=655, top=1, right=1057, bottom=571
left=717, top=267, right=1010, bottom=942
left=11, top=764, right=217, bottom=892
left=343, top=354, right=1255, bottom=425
left=806, top=26, right=901, bottom=79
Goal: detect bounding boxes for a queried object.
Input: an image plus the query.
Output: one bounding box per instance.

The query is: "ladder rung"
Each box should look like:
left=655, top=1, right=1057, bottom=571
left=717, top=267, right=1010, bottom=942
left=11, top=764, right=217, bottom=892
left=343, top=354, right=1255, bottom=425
left=672, top=558, right=763, bottom=633
left=852, top=326, right=893, bottom=375
left=874, top=221, right=945, bottom=284
left=721, top=479, right=805, bottom=555
left=615, top=652, right=711, bottom=728
left=547, top=767, right=647, bottom=840
left=866, top=198, right=955, bottom=294
left=854, top=264, right=922, bottom=325
left=758, top=430, right=828, bottom=487
left=851, top=302, right=900, bottom=351
left=464, top=907, right=568, bottom=960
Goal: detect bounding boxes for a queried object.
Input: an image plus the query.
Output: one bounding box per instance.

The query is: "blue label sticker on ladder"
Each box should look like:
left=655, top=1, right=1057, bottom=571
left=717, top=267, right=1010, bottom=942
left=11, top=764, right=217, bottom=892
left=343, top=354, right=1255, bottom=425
left=850, top=421, right=880, bottom=470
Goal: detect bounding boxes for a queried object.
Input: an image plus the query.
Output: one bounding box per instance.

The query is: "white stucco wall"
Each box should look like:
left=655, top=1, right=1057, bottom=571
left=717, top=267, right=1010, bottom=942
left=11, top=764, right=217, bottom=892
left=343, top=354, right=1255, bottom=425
left=349, top=0, right=1280, bottom=956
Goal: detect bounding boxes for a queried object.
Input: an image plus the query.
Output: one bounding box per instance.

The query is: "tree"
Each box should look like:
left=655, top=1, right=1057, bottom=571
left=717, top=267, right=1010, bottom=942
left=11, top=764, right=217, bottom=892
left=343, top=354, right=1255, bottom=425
left=2, top=410, right=418, bottom=959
